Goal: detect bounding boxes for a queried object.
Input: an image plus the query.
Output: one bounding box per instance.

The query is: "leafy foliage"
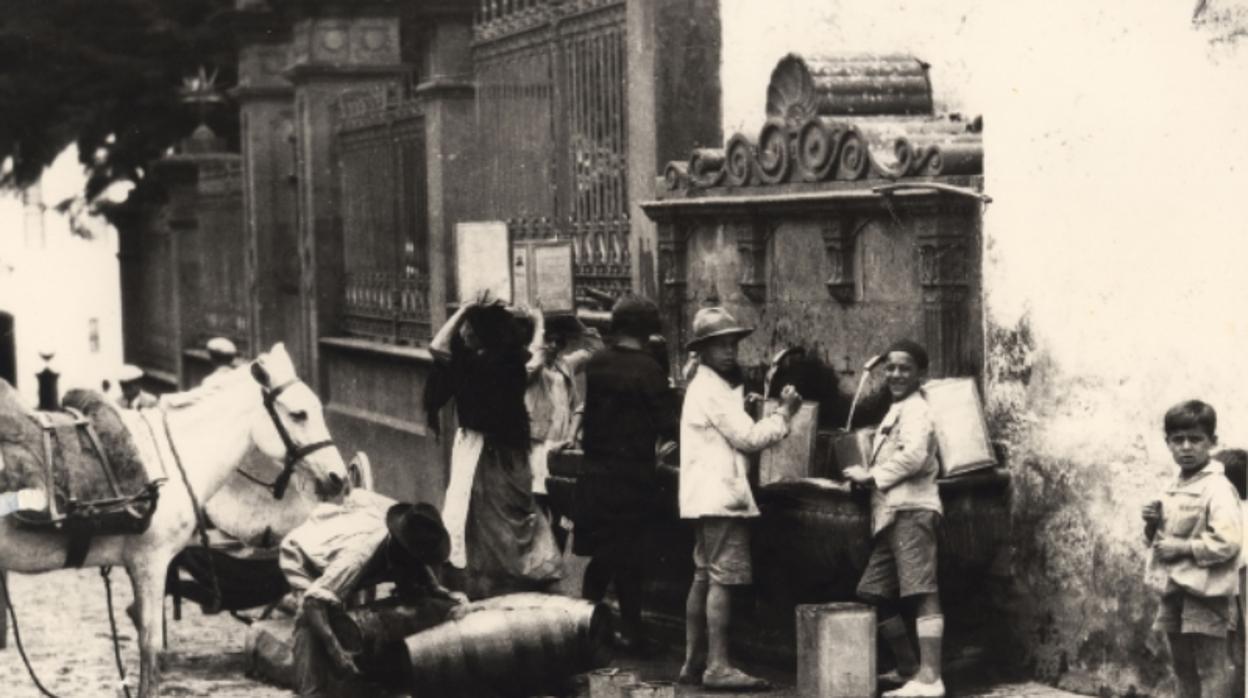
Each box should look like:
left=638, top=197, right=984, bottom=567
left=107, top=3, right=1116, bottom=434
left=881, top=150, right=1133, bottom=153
left=0, top=0, right=239, bottom=199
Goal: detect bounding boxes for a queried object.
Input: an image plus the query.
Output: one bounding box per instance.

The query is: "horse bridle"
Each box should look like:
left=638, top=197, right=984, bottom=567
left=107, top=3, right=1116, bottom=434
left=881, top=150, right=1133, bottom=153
left=259, top=378, right=336, bottom=499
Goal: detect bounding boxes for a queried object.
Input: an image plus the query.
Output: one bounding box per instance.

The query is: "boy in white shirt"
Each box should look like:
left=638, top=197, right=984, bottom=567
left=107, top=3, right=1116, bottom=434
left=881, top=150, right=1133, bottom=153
left=677, top=307, right=801, bottom=690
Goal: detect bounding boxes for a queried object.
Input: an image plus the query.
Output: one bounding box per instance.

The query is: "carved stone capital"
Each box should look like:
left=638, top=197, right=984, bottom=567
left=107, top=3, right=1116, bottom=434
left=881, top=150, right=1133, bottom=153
left=820, top=216, right=863, bottom=303
left=917, top=233, right=969, bottom=288
left=735, top=218, right=773, bottom=303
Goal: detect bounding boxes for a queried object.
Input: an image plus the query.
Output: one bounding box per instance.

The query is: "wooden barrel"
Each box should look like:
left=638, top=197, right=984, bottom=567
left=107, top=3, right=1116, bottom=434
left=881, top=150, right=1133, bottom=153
left=797, top=603, right=876, bottom=698
left=405, top=593, right=612, bottom=697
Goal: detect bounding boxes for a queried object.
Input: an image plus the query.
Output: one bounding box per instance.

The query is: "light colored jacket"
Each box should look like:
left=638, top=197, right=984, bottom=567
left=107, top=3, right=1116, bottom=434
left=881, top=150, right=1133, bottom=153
left=679, top=367, right=789, bottom=519
left=1147, top=460, right=1242, bottom=598
left=868, top=391, right=942, bottom=536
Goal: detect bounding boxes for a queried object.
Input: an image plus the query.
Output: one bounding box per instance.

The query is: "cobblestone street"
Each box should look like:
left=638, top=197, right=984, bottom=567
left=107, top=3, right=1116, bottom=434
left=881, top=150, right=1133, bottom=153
left=0, top=568, right=284, bottom=698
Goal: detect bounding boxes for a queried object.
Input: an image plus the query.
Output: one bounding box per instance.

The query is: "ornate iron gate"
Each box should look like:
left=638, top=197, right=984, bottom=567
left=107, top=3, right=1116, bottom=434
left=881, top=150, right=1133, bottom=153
left=474, top=0, right=632, bottom=301
left=334, top=89, right=431, bottom=344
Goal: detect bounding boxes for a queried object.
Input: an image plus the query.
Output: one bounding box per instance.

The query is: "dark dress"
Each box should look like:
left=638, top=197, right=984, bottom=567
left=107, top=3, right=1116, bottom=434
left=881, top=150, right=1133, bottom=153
left=424, top=344, right=562, bottom=599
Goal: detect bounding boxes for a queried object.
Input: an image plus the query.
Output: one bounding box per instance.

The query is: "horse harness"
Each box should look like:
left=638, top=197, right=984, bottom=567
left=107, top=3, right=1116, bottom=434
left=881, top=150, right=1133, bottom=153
left=246, top=378, right=337, bottom=500
left=12, top=408, right=162, bottom=569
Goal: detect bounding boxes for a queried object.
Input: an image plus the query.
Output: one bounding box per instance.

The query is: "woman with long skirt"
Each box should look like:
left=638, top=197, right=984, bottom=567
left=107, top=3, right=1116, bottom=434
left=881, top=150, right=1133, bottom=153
left=424, top=294, right=562, bottom=599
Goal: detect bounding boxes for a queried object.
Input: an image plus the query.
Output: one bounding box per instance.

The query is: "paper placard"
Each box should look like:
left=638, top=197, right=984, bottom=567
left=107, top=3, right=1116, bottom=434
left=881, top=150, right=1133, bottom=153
left=511, top=240, right=575, bottom=313
left=455, top=221, right=512, bottom=304
left=532, top=243, right=574, bottom=312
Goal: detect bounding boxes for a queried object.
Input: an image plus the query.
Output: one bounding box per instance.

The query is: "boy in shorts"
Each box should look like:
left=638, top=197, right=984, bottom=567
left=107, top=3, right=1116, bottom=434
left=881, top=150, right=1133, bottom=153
left=843, top=340, right=945, bottom=698
left=1143, top=401, right=1241, bottom=698
left=678, top=307, right=801, bottom=690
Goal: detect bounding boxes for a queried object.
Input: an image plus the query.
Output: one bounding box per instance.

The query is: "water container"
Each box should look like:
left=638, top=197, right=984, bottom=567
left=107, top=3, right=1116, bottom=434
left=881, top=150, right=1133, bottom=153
left=829, top=427, right=877, bottom=477
left=589, top=668, right=639, bottom=698
left=921, top=378, right=997, bottom=477
left=796, top=602, right=876, bottom=698
left=405, top=593, right=611, bottom=697
left=623, top=681, right=676, bottom=698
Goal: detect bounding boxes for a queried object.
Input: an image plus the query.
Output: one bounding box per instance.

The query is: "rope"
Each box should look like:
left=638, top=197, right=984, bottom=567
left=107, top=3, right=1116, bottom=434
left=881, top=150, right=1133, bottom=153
left=100, top=566, right=133, bottom=698
left=1, top=573, right=64, bottom=698
left=158, top=409, right=224, bottom=614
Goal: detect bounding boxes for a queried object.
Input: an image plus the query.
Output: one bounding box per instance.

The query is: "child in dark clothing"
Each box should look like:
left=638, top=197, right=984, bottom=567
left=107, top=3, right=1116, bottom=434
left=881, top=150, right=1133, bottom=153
left=575, top=294, right=680, bottom=651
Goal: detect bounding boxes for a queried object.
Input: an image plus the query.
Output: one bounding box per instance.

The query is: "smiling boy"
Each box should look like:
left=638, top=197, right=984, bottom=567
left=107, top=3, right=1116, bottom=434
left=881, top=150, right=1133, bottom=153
left=1143, top=400, right=1242, bottom=698
left=843, top=340, right=945, bottom=698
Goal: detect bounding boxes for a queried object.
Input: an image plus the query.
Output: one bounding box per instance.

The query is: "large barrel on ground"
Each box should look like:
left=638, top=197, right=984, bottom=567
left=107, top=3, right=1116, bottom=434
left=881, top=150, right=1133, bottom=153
left=767, top=54, right=933, bottom=122
left=406, top=593, right=612, bottom=697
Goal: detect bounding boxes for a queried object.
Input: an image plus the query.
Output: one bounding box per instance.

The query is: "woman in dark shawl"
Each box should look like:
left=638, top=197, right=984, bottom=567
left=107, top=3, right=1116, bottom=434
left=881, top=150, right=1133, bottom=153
left=423, top=295, right=562, bottom=598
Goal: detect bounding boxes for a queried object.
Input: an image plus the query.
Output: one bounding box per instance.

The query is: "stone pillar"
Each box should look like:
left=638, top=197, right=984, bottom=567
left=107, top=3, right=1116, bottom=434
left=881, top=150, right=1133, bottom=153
left=626, top=0, right=723, bottom=299
left=232, top=8, right=303, bottom=373
left=410, top=8, right=473, bottom=334
left=285, top=8, right=408, bottom=390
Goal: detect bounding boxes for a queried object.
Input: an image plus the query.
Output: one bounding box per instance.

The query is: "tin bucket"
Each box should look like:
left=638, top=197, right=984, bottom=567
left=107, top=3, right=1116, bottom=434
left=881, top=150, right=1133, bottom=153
left=797, top=602, right=876, bottom=698
left=623, top=681, right=676, bottom=698
left=921, top=378, right=997, bottom=477
left=590, top=668, right=639, bottom=698
left=829, top=426, right=877, bottom=478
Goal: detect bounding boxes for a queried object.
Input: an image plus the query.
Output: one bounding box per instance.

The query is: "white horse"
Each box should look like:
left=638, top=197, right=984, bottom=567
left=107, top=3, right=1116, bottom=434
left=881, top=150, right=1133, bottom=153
left=0, top=343, right=348, bottom=698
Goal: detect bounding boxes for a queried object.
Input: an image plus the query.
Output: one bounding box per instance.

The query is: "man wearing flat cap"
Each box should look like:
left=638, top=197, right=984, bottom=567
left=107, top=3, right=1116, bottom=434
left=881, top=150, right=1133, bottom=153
left=117, top=364, right=158, bottom=409
left=280, top=489, right=467, bottom=696
left=678, top=307, right=802, bottom=691
left=201, top=337, right=237, bottom=389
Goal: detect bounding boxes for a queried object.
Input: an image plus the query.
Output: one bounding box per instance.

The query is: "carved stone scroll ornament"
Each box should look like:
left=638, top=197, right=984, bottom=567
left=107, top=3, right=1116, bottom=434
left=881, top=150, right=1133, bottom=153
left=724, top=133, right=757, bottom=187
left=688, top=148, right=726, bottom=188
left=756, top=118, right=792, bottom=185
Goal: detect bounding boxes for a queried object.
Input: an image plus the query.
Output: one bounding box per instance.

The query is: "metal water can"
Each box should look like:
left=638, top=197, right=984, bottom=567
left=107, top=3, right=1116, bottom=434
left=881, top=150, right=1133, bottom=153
left=829, top=426, right=877, bottom=478
left=589, top=668, right=639, bottom=698
left=624, top=680, right=676, bottom=698
left=921, top=378, right=997, bottom=477
left=797, top=602, right=876, bottom=698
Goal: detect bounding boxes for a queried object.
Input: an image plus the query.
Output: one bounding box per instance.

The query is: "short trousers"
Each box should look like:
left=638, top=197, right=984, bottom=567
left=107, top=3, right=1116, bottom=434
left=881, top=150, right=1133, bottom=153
left=693, top=517, right=752, bottom=586
left=1154, top=590, right=1238, bottom=637
left=856, top=509, right=941, bottom=601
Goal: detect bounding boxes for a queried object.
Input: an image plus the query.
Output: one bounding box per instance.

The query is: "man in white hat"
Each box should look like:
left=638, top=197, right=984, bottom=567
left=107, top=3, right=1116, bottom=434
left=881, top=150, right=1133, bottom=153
left=678, top=306, right=802, bottom=691
left=117, top=364, right=158, bottom=409
left=202, top=337, right=237, bottom=389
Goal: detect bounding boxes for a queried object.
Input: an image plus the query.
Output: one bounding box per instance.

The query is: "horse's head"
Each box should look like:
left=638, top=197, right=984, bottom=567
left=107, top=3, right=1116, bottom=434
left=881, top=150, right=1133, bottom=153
left=248, top=343, right=349, bottom=499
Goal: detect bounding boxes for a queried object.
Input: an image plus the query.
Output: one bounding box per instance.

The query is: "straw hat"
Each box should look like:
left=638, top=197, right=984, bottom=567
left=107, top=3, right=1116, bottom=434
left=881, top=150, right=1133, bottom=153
left=686, top=307, right=753, bottom=349
left=206, top=337, right=237, bottom=358
left=119, top=364, right=144, bottom=383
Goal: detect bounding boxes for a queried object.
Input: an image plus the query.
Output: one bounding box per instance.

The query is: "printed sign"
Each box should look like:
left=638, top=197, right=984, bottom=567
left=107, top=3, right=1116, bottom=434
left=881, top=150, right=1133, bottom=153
left=512, top=240, right=575, bottom=313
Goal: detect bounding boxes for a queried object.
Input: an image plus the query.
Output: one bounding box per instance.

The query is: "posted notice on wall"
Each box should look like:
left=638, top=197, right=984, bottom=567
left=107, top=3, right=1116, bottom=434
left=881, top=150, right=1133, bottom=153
left=512, top=240, right=574, bottom=313
left=455, top=221, right=512, bottom=304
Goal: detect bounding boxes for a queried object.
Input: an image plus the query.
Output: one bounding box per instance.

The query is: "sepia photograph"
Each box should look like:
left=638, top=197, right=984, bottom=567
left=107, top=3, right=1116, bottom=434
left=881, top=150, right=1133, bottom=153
left=1, top=1, right=1247, bottom=696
